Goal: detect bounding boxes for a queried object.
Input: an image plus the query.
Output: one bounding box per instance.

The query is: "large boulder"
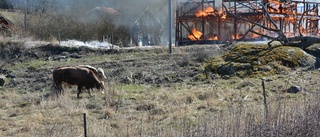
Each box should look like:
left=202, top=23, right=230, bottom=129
left=305, top=43, right=320, bottom=68
left=204, top=44, right=317, bottom=78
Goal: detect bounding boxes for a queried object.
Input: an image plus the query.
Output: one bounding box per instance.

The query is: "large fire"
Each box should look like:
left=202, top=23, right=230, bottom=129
left=188, top=28, right=203, bottom=40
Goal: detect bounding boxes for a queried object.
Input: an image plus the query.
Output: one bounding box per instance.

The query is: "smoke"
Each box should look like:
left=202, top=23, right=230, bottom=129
left=6, top=0, right=169, bottom=23
left=6, top=0, right=172, bottom=45
left=7, top=0, right=105, bottom=12
left=112, top=0, right=168, bottom=24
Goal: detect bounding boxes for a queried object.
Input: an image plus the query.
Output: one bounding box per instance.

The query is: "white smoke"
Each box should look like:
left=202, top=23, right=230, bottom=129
left=6, top=0, right=173, bottom=45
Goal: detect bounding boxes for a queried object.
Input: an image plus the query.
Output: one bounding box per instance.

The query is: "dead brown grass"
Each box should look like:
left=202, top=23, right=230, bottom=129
left=1, top=43, right=320, bottom=136
left=1, top=72, right=319, bottom=136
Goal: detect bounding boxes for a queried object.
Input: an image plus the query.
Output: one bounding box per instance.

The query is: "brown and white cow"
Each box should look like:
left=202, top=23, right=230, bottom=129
left=53, top=66, right=105, bottom=98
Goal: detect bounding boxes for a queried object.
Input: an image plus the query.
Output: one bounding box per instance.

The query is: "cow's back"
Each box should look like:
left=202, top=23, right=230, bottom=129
left=53, top=67, right=89, bottom=84
left=64, top=67, right=89, bottom=85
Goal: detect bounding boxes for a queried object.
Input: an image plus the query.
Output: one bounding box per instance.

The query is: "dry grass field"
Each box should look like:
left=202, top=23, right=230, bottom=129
left=1, top=41, right=320, bottom=136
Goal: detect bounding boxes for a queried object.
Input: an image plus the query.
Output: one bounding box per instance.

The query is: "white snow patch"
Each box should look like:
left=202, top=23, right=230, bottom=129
left=24, top=40, right=50, bottom=48
left=7, top=37, right=163, bottom=49
left=59, top=40, right=119, bottom=49
left=15, top=38, right=119, bottom=49
left=237, top=40, right=270, bottom=45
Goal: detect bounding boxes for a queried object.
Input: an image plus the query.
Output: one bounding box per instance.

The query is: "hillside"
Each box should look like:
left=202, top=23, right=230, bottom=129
left=1, top=41, right=320, bottom=136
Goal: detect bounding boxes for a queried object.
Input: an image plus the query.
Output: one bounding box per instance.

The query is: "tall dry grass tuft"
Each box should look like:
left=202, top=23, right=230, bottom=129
left=31, top=123, right=82, bottom=137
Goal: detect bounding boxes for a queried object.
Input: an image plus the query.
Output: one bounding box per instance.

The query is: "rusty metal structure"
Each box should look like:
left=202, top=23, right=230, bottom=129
left=176, top=0, right=320, bottom=46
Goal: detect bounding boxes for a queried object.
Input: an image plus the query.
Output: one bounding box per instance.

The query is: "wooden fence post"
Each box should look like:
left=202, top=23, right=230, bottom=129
left=83, top=113, right=87, bottom=137
left=261, top=77, right=268, bottom=123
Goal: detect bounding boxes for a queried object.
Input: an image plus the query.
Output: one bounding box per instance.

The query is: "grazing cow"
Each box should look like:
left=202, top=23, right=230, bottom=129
left=53, top=66, right=105, bottom=98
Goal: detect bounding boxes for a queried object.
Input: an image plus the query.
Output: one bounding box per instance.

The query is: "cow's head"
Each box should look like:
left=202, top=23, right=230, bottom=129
left=97, top=68, right=107, bottom=82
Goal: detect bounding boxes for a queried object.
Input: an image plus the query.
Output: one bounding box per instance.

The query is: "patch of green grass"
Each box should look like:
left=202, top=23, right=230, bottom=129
left=13, top=60, right=49, bottom=70
left=115, top=84, right=150, bottom=101
left=117, top=84, right=145, bottom=93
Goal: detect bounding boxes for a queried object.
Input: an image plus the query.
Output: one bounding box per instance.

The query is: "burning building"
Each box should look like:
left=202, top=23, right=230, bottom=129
left=176, top=0, right=320, bottom=46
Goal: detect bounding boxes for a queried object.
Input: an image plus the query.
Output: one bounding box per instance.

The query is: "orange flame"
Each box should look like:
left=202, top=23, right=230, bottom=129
left=196, top=11, right=208, bottom=17
left=299, top=26, right=307, bottom=35
left=232, top=34, right=241, bottom=40
left=188, top=28, right=203, bottom=40
left=251, top=33, right=260, bottom=38
left=221, top=13, right=227, bottom=19
left=195, top=7, right=214, bottom=17
left=217, top=8, right=227, bottom=19
left=208, top=35, right=219, bottom=40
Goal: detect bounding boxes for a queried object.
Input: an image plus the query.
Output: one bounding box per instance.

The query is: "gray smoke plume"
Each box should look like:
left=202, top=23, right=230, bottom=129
left=7, top=0, right=169, bottom=24
left=6, top=0, right=174, bottom=45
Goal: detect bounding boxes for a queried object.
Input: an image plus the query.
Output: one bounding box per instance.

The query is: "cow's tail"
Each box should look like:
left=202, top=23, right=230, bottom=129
left=52, top=69, right=63, bottom=97
left=53, top=80, right=61, bottom=97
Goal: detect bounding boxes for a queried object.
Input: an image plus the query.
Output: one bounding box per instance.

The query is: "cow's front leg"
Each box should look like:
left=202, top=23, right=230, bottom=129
left=77, top=86, right=82, bottom=99
left=87, top=89, right=92, bottom=97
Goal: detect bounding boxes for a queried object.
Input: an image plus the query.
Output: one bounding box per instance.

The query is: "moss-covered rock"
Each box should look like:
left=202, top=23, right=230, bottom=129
left=305, top=43, right=320, bottom=58
left=204, top=44, right=316, bottom=78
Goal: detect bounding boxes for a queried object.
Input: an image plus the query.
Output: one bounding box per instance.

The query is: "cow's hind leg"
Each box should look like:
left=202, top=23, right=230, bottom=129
left=54, top=82, right=63, bottom=98
left=58, top=84, right=63, bottom=95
